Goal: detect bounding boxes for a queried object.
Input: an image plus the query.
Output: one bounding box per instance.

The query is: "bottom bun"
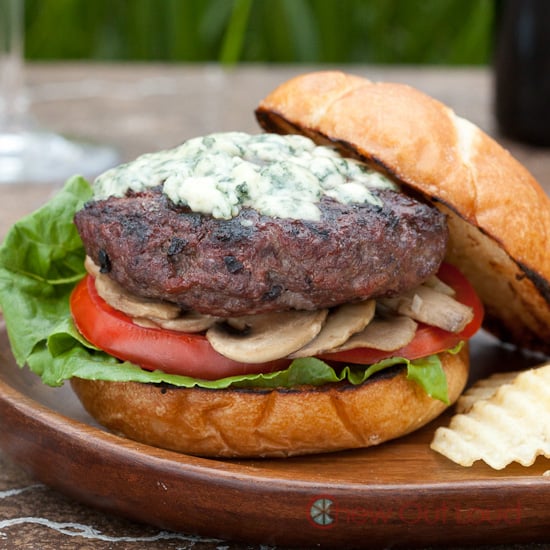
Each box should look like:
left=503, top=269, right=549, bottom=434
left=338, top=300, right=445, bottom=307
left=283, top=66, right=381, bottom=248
left=71, top=346, right=469, bottom=458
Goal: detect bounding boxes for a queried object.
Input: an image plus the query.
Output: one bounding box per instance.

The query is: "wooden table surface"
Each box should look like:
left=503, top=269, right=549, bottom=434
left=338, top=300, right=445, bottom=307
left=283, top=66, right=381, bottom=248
left=0, top=63, right=549, bottom=550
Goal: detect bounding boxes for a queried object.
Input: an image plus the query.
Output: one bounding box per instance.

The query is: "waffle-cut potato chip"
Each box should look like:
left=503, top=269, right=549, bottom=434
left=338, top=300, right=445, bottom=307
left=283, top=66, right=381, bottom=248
left=455, top=371, right=522, bottom=413
left=430, top=363, right=550, bottom=470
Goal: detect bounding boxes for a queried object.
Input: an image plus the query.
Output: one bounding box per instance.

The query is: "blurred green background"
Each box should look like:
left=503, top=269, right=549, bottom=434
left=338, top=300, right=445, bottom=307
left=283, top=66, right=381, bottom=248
left=24, top=0, right=494, bottom=65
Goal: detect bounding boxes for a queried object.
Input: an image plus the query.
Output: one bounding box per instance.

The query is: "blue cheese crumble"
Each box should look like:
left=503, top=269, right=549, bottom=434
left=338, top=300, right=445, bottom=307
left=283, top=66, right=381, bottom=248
left=93, top=132, right=397, bottom=221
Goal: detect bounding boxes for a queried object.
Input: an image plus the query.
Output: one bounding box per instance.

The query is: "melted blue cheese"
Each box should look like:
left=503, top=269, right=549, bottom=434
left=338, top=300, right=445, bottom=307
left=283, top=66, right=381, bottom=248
left=93, top=132, right=398, bottom=221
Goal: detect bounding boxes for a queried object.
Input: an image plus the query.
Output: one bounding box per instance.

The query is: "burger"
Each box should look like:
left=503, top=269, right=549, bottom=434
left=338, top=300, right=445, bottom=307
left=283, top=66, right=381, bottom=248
left=0, top=71, right=548, bottom=458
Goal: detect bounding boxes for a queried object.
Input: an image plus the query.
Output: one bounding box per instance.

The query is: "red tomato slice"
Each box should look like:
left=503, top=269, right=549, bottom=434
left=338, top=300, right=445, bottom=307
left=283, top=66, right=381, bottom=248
left=318, top=263, right=484, bottom=365
left=70, top=263, right=483, bottom=379
left=70, top=275, right=290, bottom=380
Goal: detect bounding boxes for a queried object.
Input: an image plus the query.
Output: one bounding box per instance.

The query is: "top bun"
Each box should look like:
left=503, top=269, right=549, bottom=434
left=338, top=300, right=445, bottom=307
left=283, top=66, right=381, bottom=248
left=256, top=71, right=550, bottom=355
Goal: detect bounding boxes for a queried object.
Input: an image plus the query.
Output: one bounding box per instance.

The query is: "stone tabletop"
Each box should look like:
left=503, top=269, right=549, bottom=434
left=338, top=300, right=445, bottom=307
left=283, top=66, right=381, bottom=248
left=0, top=63, right=548, bottom=550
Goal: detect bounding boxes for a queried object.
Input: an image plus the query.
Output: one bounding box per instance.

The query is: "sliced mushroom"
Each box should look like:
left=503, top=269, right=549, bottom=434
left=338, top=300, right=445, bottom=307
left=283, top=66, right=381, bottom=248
left=206, top=309, right=328, bottom=363
left=94, top=269, right=181, bottom=321
left=332, top=314, right=418, bottom=353
left=380, top=285, right=473, bottom=333
left=422, top=275, right=456, bottom=296
left=289, top=300, right=375, bottom=358
left=84, top=256, right=101, bottom=277
left=133, top=311, right=219, bottom=332
left=86, top=256, right=216, bottom=329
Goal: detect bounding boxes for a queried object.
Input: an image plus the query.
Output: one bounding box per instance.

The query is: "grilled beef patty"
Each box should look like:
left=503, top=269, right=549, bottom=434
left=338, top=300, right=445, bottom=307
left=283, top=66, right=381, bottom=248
left=74, top=188, right=448, bottom=317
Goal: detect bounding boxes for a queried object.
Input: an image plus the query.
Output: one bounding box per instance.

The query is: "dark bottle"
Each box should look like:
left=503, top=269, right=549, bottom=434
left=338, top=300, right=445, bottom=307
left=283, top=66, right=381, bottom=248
left=494, top=0, right=550, bottom=146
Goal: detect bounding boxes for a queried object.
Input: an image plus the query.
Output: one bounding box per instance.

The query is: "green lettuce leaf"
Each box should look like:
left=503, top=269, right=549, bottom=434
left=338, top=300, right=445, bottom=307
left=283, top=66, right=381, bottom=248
left=0, top=176, right=90, bottom=365
left=0, top=177, right=451, bottom=403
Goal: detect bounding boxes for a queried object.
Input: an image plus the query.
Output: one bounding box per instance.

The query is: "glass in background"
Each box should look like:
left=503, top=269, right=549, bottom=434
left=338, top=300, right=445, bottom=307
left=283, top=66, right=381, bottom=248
left=0, top=0, right=117, bottom=184
left=494, top=0, right=550, bottom=147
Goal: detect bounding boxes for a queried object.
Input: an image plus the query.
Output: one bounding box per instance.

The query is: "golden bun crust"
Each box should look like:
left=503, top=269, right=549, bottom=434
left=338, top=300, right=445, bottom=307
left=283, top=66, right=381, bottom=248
left=71, top=347, right=468, bottom=458
left=256, top=71, right=550, bottom=355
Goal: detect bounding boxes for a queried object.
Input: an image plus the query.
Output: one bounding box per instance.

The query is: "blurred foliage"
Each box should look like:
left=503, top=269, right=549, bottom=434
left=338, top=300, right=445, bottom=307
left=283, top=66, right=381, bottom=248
left=24, top=0, right=494, bottom=65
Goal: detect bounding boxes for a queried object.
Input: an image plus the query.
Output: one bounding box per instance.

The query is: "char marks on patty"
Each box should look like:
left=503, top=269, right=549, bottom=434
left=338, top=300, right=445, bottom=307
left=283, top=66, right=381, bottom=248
left=74, top=188, right=448, bottom=317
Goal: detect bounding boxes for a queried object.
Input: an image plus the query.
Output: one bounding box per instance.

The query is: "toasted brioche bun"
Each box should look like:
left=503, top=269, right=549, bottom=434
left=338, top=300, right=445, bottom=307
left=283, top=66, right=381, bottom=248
left=71, top=346, right=468, bottom=458
left=256, top=71, right=550, bottom=355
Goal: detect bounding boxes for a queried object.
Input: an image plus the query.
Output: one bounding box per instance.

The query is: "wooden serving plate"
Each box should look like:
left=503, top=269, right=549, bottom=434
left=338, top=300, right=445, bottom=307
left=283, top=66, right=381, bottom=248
left=0, top=320, right=548, bottom=549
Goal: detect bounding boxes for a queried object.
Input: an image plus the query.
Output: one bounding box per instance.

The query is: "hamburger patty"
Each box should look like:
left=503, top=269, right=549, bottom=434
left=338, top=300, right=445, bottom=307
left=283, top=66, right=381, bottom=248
left=74, top=187, right=448, bottom=317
